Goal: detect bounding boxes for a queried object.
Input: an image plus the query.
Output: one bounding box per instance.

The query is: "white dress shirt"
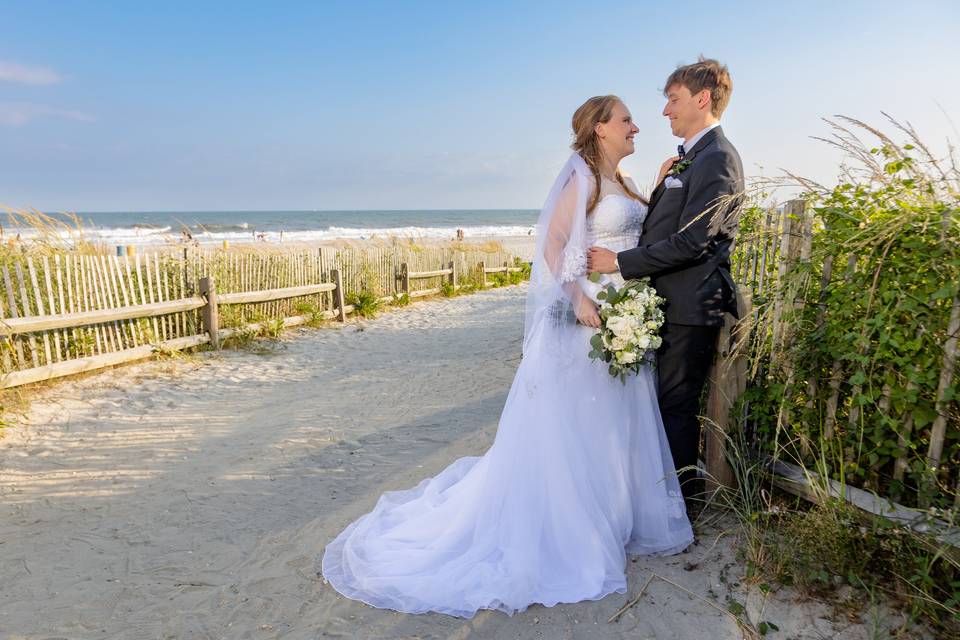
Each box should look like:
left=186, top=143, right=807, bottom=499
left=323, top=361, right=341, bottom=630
left=683, top=121, right=720, bottom=154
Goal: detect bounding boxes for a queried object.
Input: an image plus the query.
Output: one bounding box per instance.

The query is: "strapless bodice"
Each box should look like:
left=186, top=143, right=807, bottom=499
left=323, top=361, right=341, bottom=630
left=577, top=193, right=648, bottom=301
left=586, top=193, right=647, bottom=253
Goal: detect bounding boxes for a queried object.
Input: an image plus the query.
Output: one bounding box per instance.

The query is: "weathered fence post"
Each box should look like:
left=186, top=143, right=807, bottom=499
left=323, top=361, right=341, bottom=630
left=771, top=199, right=807, bottom=350
left=479, top=260, right=486, bottom=288
left=704, top=289, right=753, bottom=496
left=923, top=293, right=960, bottom=505
left=400, top=262, right=410, bottom=295
left=771, top=199, right=813, bottom=435
left=332, top=268, right=346, bottom=322
left=448, top=260, right=456, bottom=288
left=199, top=276, right=220, bottom=349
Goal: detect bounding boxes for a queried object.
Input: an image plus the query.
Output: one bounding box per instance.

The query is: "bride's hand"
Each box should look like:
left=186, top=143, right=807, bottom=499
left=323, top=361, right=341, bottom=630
left=656, top=156, right=679, bottom=186
left=575, top=297, right=601, bottom=328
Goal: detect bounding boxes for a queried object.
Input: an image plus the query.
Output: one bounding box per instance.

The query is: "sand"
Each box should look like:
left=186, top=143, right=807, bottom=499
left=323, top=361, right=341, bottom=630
left=0, top=283, right=925, bottom=639
left=197, top=235, right=538, bottom=263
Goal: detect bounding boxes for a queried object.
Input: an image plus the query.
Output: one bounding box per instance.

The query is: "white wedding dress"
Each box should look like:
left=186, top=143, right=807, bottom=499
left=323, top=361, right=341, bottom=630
left=321, top=192, right=694, bottom=618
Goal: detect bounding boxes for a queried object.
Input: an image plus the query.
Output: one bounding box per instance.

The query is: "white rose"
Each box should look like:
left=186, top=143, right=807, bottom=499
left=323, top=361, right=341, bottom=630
left=610, top=318, right=632, bottom=339
left=606, top=316, right=626, bottom=334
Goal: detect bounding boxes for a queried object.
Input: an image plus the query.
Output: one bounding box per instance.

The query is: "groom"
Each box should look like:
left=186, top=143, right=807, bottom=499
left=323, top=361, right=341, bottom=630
left=587, top=57, right=744, bottom=509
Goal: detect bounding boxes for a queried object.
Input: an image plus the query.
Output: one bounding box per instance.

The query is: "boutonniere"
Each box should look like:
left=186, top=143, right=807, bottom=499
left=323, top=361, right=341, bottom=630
left=668, top=158, right=692, bottom=177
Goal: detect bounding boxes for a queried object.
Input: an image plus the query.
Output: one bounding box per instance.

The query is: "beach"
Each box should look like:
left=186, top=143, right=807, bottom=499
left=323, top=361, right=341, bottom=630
left=6, top=209, right=541, bottom=255
left=0, top=283, right=921, bottom=639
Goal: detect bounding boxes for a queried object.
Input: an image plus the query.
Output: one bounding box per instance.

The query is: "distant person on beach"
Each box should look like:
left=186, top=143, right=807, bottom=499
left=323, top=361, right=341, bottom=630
left=322, top=64, right=746, bottom=616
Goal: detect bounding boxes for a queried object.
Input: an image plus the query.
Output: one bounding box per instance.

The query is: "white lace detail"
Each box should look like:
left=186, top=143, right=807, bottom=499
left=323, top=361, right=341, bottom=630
left=558, top=246, right=586, bottom=283
left=586, top=194, right=647, bottom=252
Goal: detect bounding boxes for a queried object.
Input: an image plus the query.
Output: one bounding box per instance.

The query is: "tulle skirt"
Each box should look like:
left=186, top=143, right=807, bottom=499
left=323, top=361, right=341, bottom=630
left=321, top=322, right=693, bottom=618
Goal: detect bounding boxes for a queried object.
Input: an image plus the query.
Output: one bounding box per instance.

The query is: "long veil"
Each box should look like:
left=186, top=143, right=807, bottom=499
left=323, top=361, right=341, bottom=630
left=522, top=152, right=595, bottom=360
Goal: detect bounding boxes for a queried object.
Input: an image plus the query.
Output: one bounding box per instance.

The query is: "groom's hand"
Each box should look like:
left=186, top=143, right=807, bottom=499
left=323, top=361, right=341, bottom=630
left=587, top=247, right=617, bottom=273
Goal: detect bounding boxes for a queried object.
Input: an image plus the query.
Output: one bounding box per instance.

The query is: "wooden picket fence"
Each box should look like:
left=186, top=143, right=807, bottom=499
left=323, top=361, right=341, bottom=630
left=0, top=243, right=520, bottom=389
left=703, top=198, right=958, bottom=544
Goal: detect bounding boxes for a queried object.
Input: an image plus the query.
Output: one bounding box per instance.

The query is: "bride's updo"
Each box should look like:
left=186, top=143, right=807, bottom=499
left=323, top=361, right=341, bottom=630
left=571, top=95, right=645, bottom=213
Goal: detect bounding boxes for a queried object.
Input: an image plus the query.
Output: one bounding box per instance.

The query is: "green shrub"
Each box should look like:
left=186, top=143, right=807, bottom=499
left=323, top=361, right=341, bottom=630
left=293, top=300, right=327, bottom=327
left=260, top=317, right=285, bottom=339
left=735, top=117, right=959, bottom=510
left=345, top=290, right=382, bottom=318
left=489, top=272, right=509, bottom=287
left=726, top=116, right=960, bottom=635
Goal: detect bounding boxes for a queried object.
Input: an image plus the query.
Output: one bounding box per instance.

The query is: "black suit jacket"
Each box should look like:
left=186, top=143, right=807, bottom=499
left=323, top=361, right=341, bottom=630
left=617, top=126, right=744, bottom=326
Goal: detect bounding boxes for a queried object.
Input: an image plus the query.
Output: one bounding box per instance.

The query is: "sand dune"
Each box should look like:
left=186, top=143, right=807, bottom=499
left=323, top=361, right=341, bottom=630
left=0, top=284, right=922, bottom=639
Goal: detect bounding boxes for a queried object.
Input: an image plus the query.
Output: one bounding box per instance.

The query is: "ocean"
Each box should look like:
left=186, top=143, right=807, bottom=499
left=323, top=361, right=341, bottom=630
left=12, top=209, right=540, bottom=246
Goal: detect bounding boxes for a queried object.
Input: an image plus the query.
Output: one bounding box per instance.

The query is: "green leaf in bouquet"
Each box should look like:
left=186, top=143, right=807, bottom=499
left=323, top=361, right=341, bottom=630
left=597, top=290, right=607, bottom=300
left=587, top=271, right=601, bottom=283
left=608, top=364, right=618, bottom=377
left=590, top=333, right=603, bottom=349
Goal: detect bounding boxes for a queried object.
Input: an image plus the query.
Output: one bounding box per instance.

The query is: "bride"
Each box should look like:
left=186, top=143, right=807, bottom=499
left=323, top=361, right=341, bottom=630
left=321, top=95, right=693, bottom=618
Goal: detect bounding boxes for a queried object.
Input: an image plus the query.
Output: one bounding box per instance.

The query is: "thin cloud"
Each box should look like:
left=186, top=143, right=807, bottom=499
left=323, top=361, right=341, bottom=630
left=0, top=103, right=94, bottom=126
left=0, top=60, right=61, bottom=85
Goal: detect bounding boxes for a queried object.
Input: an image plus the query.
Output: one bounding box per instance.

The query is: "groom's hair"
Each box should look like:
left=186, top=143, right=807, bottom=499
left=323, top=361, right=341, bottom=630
left=664, top=56, right=732, bottom=118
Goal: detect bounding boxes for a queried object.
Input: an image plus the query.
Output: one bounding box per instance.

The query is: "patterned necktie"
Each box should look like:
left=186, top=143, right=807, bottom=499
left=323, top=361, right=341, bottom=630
left=677, top=144, right=686, bottom=160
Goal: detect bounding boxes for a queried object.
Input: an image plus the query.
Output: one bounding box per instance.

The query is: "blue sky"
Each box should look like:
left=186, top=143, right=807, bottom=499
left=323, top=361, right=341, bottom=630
left=1, top=1, right=958, bottom=211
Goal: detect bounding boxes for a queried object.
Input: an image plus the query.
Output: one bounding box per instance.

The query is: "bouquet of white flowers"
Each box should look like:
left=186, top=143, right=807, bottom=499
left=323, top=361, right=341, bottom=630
left=587, top=275, right=665, bottom=383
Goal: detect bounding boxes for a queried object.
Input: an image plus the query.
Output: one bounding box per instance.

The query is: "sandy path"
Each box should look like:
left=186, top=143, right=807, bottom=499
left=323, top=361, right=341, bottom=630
left=0, top=284, right=919, bottom=639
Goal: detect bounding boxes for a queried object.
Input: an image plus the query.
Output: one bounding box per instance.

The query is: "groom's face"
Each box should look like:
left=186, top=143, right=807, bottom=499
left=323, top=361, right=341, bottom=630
left=662, top=83, right=707, bottom=139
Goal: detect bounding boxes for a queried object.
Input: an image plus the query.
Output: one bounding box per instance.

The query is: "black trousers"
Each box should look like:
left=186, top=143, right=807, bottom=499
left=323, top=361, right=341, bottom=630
left=656, top=322, right=720, bottom=504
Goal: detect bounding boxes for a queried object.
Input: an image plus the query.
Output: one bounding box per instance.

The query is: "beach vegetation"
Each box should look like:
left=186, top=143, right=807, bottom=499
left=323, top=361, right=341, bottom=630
left=260, top=317, right=285, bottom=339
left=713, top=116, right=959, bottom=636
left=293, top=300, right=328, bottom=327
left=513, top=256, right=533, bottom=279
left=346, top=290, right=382, bottom=318
left=0, top=207, right=101, bottom=261
left=489, top=272, right=510, bottom=287
left=222, top=324, right=258, bottom=349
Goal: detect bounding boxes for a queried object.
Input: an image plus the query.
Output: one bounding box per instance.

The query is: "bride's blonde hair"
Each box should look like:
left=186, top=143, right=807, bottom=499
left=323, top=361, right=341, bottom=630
left=571, top=95, right=647, bottom=214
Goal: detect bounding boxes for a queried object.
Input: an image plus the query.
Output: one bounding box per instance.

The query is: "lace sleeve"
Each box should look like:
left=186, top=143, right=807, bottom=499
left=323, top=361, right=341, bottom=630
left=558, top=246, right=586, bottom=283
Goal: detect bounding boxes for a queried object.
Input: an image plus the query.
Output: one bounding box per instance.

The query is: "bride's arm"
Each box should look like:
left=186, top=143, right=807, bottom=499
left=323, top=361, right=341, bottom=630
left=542, top=177, right=600, bottom=328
